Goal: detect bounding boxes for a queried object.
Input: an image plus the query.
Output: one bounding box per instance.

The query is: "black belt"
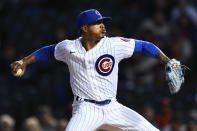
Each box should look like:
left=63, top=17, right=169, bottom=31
left=76, top=96, right=111, bottom=105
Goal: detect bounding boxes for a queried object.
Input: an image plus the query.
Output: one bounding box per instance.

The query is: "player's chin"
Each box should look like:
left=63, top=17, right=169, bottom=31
left=100, top=34, right=105, bottom=38
left=100, top=32, right=106, bottom=38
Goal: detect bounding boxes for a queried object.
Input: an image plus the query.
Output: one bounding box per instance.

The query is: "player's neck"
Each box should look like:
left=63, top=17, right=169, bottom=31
left=82, top=37, right=99, bottom=51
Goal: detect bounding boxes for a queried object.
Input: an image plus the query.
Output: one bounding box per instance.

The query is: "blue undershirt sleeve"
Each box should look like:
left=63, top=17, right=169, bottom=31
left=33, top=44, right=57, bottom=61
left=134, top=40, right=160, bottom=57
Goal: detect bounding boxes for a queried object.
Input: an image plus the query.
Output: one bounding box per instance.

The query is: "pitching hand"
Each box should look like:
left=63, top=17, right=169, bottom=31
left=10, top=60, right=26, bottom=77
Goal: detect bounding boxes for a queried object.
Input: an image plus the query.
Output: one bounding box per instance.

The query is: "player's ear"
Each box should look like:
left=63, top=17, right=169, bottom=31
left=81, top=25, right=88, bottom=33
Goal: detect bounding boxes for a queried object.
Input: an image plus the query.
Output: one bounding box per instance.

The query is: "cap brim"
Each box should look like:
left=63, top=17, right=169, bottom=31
left=100, top=17, right=112, bottom=21
left=93, top=17, right=111, bottom=23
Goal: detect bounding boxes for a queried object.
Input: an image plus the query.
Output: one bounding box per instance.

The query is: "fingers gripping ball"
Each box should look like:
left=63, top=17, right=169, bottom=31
left=16, top=68, right=23, bottom=76
left=14, top=60, right=24, bottom=77
left=17, top=60, right=23, bottom=65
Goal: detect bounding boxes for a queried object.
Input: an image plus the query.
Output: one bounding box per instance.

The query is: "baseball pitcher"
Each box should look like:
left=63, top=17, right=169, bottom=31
left=10, top=9, right=185, bottom=131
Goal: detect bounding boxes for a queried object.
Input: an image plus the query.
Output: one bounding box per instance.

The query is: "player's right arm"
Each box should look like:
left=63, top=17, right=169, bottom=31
left=134, top=40, right=170, bottom=64
left=10, top=44, right=57, bottom=77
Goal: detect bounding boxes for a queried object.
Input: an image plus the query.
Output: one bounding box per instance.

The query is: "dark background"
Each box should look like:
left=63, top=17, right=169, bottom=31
left=0, top=0, right=197, bottom=131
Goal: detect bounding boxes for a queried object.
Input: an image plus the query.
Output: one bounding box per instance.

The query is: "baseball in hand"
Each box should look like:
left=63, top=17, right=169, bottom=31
left=16, top=69, right=22, bottom=76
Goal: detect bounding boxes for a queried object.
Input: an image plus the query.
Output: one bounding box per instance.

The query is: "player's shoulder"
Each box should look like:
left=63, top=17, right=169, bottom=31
left=57, top=39, right=75, bottom=46
left=56, top=38, right=79, bottom=48
left=106, top=36, right=135, bottom=43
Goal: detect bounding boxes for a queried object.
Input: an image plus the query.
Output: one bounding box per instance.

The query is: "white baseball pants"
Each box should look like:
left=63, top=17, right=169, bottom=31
left=65, top=99, right=159, bottom=131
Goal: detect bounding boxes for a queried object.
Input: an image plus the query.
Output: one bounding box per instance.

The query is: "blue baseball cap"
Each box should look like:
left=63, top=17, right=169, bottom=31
left=77, top=9, right=111, bottom=29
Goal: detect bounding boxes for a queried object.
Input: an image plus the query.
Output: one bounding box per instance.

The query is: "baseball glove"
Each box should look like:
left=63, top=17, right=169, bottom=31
left=165, top=59, right=186, bottom=94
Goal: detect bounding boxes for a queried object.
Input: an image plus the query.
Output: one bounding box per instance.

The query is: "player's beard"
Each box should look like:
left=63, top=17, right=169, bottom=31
left=93, top=30, right=106, bottom=41
left=85, top=27, right=106, bottom=41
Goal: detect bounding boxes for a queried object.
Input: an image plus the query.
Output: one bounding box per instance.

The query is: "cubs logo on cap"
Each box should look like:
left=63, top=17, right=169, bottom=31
left=77, top=9, right=111, bottom=29
left=95, top=10, right=101, bottom=16
left=95, top=54, right=115, bottom=76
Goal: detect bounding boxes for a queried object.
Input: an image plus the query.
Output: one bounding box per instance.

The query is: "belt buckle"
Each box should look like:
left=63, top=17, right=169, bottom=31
left=94, top=101, right=97, bottom=104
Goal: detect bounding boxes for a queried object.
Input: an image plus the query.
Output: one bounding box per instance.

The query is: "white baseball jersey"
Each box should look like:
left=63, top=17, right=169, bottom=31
left=54, top=36, right=159, bottom=131
left=54, top=36, right=135, bottom=101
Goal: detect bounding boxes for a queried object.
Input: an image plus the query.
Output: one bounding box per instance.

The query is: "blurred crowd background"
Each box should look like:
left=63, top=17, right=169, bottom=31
left=0, top=0, right=197, bottom=131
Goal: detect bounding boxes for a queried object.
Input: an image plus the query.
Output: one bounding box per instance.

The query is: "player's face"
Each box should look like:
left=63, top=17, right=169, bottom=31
left=86, top=20, right=106, bottom=39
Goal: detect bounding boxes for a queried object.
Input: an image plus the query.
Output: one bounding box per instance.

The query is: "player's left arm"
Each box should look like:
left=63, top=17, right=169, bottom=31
left=134, top=40, right=170, bottom=63
left=134, top=40, right=186, bottom=94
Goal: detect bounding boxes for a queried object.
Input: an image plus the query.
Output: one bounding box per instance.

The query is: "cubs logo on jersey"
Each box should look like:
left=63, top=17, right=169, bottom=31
left=95, top=54, right=115, bottom=76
